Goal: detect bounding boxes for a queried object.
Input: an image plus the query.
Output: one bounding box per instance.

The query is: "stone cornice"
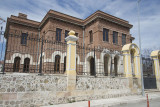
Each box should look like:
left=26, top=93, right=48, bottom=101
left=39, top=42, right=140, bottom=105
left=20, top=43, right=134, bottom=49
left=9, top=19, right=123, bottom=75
left=65, top=36, right=79, bottom=42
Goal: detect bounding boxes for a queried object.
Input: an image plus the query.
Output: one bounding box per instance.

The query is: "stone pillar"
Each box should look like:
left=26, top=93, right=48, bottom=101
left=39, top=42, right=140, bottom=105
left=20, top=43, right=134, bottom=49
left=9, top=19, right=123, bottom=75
left=122, top=50, right=132, bottom=77
left=151, top=50, right=160, bottom=90
left=65, top=30, right=78, bottom=91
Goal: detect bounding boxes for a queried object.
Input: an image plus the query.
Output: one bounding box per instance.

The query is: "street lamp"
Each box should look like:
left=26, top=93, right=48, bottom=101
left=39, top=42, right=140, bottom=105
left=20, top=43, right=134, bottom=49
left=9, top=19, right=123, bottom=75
left=137, top=0, right=145, bottom=96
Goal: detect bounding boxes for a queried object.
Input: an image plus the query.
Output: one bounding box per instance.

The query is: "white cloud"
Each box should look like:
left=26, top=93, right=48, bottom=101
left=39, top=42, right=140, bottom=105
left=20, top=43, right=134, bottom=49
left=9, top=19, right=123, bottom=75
left=0, top=0, right=159, bottom=50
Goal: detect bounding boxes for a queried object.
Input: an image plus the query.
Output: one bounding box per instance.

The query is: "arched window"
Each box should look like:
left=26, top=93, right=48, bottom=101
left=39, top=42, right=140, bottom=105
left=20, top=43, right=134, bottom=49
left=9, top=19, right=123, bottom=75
left=131, top=49, right=135, bottom=76
left=114, top=56, right=118, bottom=76
left=90, top=57, right=95, bottom=76
left=64, top=56, right=66, bottom=72
left=13, top=57, right=21, bottom=72
left=104, top=54, right=109, bottom=76
left=23, top=58, right=30, bottom=73
left=54, top=55, right=60, bottom=72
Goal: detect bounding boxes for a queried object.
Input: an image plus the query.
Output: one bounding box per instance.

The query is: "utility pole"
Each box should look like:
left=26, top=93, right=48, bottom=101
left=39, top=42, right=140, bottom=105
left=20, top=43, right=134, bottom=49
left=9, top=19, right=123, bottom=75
left=0, top=17, right=6, bottom=74
left=137, top=0, right=145, bottom=96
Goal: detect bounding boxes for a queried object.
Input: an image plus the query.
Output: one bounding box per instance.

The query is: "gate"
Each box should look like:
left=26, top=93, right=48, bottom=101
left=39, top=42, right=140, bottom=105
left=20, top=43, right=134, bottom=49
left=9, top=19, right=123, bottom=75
left=142, top=57, right=157, bottom=89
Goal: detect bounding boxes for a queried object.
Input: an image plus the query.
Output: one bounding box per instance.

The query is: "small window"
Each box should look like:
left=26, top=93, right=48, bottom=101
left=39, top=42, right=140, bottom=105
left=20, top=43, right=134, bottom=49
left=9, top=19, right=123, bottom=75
left=130, top=39, right=132, bottom=43
left=75, top=33, right=78, bottom=37
left=56, top=28, right=62, bottom=42
left=122, top=34, right=126, bottom=46
left=21, top=33, right=28, bottom=45
left=113, top=31, right=118, bottom=44
left=89, top=30, right=93, bottom=43
left=103, top=28, right=109, bottom=42
left=65, top=30, right=69, bottom=42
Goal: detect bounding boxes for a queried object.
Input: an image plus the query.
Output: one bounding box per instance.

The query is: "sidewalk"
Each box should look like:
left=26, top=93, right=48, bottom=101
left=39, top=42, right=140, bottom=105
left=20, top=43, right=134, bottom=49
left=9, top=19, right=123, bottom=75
left=42, top=91, right=160, bottom=107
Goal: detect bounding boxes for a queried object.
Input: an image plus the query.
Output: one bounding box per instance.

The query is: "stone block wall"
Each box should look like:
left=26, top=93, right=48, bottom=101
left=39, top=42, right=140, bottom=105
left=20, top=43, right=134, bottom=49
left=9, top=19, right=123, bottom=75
left=76, top=76, right=129, bottom=90
left=0, top=74, right=141, bottom=107
left=0, top=74, right=67, bottom=107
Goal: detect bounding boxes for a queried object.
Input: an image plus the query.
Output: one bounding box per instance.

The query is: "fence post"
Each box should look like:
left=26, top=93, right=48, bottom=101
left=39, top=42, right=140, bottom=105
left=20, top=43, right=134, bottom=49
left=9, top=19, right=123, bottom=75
left=39, top=36, right=43, bottom=75
left=65, top=30, right=78, bottom=91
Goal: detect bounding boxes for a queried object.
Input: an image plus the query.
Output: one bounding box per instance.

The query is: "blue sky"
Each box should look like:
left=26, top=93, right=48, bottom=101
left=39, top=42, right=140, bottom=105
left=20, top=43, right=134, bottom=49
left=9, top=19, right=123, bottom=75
left=0, top=0, right=160, bottom=50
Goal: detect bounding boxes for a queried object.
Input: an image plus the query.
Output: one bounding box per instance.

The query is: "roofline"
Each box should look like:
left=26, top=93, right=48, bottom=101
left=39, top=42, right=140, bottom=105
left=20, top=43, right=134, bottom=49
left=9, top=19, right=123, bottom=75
left=39, top=10, right=132, bottom=29
left=6, top=9, right=133, bottom=32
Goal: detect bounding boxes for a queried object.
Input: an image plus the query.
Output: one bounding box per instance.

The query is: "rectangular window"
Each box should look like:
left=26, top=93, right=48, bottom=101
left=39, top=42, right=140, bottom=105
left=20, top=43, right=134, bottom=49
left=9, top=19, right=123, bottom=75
left=21, top=33, right=28, bottom=45
left=75, top=33, right=78, bottom=37
left=56, top=28, right=62, bottom=42
left=113, top=31, right=118, bottom=44
left=122, top=34, right=126, bottom=46
left=103, top=28, right=109, bottom=42
left=89, top=30, right=93, bottom=43
left=65, top=30, right=69, bottom=42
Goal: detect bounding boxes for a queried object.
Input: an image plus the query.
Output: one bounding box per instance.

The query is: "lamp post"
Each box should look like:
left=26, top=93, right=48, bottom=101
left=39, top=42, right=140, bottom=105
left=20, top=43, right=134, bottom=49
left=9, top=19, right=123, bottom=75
left=137, top=0, right=145, bottom=96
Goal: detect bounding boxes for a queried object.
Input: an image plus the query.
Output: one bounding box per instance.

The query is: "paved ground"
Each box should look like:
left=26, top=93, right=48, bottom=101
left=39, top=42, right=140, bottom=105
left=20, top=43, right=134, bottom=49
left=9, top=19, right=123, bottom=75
left=42, top=91, right=160, bottom=107
left=111, top=98, right=160, bottom=107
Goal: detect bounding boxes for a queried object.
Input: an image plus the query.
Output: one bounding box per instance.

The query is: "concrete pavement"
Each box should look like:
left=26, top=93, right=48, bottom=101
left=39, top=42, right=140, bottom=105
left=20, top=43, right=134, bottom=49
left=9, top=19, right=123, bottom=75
left=42, top=91, right=160, bottom=107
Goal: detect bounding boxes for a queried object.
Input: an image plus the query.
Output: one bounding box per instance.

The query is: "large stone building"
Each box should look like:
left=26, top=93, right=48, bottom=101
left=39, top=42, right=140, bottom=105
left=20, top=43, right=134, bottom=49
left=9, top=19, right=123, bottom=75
left=4, top=9, right=134, bottom=76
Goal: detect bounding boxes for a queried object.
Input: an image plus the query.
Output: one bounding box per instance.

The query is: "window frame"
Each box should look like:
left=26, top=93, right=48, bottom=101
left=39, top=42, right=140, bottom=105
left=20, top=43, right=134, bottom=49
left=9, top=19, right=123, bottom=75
left=65, top=30, right=69, bottom=42
left=113, top=31, right=118, bottom=44
left=103, top=28, right=109, bottom=42
left=89, top=30, right=93, bottom=43
left=122, top=33, right=126, bottom=46
left=21, top=33, right=28, bottom=45
left=56, top=28, right=62, bottom=42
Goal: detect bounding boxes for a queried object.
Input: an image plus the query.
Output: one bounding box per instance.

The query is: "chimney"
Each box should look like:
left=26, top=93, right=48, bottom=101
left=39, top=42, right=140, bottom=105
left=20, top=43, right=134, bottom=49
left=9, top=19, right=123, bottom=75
left=18, top=13, right=27, bottom=19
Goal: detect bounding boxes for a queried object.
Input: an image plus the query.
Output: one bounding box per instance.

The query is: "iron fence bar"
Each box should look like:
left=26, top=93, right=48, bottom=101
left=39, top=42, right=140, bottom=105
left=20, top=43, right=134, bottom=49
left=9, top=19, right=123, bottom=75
left=94, top=46, right=96, bottom=76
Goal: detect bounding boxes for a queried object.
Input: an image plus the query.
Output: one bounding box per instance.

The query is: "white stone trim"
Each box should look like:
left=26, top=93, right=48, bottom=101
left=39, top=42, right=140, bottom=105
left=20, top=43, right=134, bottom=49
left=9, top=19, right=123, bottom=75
left=65, top=36, right=79, bottom=42
left=69, top=44, right=71, bottom=70
left=6, top=53, right=36, bottom=65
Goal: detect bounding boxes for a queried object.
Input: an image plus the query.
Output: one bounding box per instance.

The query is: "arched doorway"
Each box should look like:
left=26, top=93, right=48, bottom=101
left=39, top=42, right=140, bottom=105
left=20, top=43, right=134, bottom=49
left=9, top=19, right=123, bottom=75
left=114, top=56, right=119, bottom=76
left=90, top=57, right=95, bottom=76
left=130, top=49, right=135, bottom=77
left=13, top=57, right=21, bottom=72
left=104, top=54, right=110, bottom=76
left=23, top=58, right=30, bottom=73
left=54, top=55, right=60, bottom=73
